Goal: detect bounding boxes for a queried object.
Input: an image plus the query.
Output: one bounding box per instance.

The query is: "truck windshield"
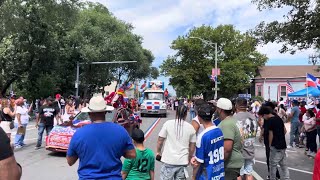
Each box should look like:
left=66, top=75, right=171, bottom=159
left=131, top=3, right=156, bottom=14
left=145, top=92, right=164, bottom=100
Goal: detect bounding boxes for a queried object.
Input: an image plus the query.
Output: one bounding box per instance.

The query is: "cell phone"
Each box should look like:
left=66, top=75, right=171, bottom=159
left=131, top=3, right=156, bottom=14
left=156, top=154, right=162, bottom=161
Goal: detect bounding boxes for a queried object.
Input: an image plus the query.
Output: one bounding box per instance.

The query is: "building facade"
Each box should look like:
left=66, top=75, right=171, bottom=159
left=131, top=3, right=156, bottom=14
left=252, top=65, right=319, bottom=101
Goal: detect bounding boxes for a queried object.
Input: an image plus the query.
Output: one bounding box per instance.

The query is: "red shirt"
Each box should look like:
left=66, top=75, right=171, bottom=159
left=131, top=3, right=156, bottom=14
left=313, top=150, right=320, bottom=180
left=299, top=106, right=307, bottom=122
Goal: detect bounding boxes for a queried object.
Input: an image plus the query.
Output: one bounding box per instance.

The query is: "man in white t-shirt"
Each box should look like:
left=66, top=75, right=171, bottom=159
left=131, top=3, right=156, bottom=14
left=157, top=105, right=196, bottom=180
left=14, top=98, right=30, bottom=148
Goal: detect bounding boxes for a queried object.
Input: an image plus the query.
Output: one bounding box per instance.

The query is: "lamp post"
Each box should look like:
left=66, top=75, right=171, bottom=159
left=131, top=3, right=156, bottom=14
left=190, top=36, right=218, bottom=100
left=308, top=54, right=320, bottom=65
left=75, top=61, right=137, bottom=97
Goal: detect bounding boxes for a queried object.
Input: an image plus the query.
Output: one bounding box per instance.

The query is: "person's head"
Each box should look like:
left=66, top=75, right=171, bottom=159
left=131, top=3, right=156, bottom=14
left=264, top=101, right=276, bottom=111
left=258, top=105, right=274, bottom=120
left=280, top=104, right=285, bottom=110
left=131, top=128, right=145, bottom=145
left=55, top=94, right=61, bottom=100
left=235, top=97, right=247, bottom=112
left=1, top=98, right=9, bottom=109
left=301, top=101, right=306, bottom=107
left=216, top=98, right=233, bottom=120
left=197, top=104, right=214, bottom=125
left=82, top=96, right=112, bottom=122
left=15, top=98, right=24, bottom=106
left=68, top=99, right=73, bottom=105
left=194, top=99, right=206, bottom=114
left=280, top=97, right=283, bottom=101
left=292, top=100, right=299, bottom=107
left=46, top=97, right=54, bottom=106
left=175, top=105, right=188, bottom=139
left=306, top=108, right=315, bottom=118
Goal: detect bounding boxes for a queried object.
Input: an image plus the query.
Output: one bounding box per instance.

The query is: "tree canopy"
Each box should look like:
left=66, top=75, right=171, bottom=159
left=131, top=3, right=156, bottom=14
left=161, top=25, right=267, bottom=99
left=0, top=0, right=158, bottom=99
left=252, top=0, right=320, bottom=54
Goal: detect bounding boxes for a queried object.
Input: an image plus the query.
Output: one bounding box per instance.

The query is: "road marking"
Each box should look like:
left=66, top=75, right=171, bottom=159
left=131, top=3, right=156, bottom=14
left=255, top=160, right=313, bottom=174
left=144, top=118, right=162, bottom=140
left=252, top=170, right=264, bottom=180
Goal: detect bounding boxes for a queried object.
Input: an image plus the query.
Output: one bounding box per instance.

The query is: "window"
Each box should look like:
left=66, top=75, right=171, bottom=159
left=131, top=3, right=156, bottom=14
left=280, top=86, right=287, bottom=96
left=257, top=86, right=262, bottom=96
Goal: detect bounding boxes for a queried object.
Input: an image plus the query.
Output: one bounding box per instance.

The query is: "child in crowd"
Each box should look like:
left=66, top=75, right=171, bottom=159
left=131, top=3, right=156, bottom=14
left=122, top=129, right=155, bottom=180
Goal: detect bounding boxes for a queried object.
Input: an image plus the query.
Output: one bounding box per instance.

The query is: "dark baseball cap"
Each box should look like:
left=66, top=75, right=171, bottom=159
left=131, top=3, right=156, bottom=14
left=131, top=128, right=145, bottom=143
left=197, top=104, right=213, bottom=121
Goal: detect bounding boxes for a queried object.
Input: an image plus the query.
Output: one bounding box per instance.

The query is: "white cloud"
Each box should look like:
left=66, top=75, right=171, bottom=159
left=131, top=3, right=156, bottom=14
left=89, top=0, right=316, bottom=95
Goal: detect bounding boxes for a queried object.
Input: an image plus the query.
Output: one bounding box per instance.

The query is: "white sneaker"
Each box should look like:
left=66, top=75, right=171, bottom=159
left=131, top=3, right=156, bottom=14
left=306, top=151, right=312, bottom=156
left=309, top=152, right=316, bottom=158
left=287, top=145, right=293, bottom=149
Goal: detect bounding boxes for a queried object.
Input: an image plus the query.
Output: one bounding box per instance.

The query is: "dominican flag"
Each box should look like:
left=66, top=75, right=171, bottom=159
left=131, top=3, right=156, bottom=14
left=306, top=73, right=320, bottom=88
left=286, top=80, right=294, bottom=93
left=208, top=75, right=217, bottom=82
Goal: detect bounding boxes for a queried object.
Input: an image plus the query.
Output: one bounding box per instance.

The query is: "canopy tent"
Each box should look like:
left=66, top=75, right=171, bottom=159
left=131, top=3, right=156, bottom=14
left=288, top=87, right=320, bottom=97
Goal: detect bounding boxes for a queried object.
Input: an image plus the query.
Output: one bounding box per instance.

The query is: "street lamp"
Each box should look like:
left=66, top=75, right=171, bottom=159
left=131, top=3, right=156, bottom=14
left=75, top=61, right=137, bottom=97
left=190, top=36, right=218, bottom=100
left=308, top=54, right=320, bottom=65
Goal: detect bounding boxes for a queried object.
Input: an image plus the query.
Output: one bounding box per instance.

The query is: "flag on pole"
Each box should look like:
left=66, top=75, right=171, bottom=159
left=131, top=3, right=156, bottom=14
left=306, top=73, right=320, bottom=88
left=286, top=80, right=294, bottom=93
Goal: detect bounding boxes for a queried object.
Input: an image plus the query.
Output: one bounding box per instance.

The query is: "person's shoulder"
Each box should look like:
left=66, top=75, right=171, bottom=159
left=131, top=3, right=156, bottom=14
left=145, top=148, right=155, bottom=156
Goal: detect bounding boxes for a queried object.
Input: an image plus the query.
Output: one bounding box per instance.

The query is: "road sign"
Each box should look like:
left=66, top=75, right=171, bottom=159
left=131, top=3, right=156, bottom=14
left=238, top=94, right=251, bottom=99
left=212, top=68, right=221, bottom=76
left=216, top=82, right=221, bottom=84
left=213, top=88, right=220, bottom=91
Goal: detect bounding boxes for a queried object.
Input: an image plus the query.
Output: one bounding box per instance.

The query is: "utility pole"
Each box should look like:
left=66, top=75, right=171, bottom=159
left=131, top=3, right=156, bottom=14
left=190, top=37, right=219, bottom=100
left=75, top=61, right=137, bottom=98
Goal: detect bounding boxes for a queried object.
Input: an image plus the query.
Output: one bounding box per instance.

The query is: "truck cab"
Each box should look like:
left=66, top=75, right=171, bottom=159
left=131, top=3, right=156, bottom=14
left=140, top=81, right=167, bottom=117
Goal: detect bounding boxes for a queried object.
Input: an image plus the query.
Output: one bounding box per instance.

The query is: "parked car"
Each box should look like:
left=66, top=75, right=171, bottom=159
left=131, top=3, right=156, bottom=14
left=45, top=107, right=141, bottom=152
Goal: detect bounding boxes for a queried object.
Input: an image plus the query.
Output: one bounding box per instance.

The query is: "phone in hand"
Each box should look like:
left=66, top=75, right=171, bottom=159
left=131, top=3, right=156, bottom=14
left=156, top=154, right=162, bottom=161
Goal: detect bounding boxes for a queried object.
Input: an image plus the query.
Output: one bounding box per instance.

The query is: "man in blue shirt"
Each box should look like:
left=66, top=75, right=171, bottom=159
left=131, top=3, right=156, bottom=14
left=288, top=100, right=301, bottom=148
left=191, top=104, right=225, bottom=180
left=66, top=96, right=136, bottom=180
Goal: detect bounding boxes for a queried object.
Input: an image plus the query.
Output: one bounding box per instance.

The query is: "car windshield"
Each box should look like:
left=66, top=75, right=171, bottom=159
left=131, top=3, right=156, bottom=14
left=73, top=110, right=115, bottom=122
left=144, top=92, right=164, bottom=100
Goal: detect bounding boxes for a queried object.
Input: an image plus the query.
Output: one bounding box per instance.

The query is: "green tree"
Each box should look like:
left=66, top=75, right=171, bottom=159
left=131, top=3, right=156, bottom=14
left=252, top=0, right=320, bottom=53
left=0, top=1, right=158, bottom=98
left=0, top=0, right=80, bottom=97
left=161, top=25, right=267, bottom=99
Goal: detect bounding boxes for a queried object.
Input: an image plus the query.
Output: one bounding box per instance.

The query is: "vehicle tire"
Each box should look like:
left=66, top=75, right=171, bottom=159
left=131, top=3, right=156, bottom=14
left=163, top=113, right=167, bottom=118
left=141, top=113, right=145, bottom=117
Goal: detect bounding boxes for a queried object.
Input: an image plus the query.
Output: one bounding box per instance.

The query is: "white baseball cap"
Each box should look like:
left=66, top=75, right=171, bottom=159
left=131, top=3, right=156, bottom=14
left=216, top=98, right=233, bottom=110
left=82, top=96, right=114, bottom=113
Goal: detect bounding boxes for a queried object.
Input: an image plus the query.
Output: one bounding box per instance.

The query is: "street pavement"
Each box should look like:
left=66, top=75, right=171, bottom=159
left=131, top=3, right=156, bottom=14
left=13, top=110, right=315, bottom=180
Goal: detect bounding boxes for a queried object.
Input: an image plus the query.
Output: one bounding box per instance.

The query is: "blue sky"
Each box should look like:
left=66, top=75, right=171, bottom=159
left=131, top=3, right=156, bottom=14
left=90, top=0, right=315, bottom=95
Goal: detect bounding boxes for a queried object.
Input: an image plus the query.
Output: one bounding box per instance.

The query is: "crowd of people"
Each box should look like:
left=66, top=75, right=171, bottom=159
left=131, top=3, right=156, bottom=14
left=1, top=92, right=320, bottom=180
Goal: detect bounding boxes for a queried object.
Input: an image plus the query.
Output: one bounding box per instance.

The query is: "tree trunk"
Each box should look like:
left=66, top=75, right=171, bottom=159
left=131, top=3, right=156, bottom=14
left=1, top=77, right=16, bottom=97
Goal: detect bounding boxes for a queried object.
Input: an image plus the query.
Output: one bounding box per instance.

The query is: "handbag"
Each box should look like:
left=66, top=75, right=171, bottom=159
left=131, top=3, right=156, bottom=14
left=0, top=110, right=14, bottom=129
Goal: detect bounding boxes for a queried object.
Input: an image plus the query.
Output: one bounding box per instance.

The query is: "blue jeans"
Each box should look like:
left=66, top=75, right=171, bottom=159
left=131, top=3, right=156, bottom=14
left=290, top=122, right=300, bottom=146
left=36, top=123, right=53, bottom=147
left=14, top=123, right=28, bottom=146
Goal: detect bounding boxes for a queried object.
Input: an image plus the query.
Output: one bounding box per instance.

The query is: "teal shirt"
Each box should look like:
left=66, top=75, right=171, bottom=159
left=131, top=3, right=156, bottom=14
left=122, top=148, right=155, bottom=180
left=291, top=106, right=300, bottom=123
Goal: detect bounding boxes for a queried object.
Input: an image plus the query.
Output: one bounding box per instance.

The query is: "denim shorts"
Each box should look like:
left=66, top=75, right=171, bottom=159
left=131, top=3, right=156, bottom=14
left=240, top=159, right=254, bottom=175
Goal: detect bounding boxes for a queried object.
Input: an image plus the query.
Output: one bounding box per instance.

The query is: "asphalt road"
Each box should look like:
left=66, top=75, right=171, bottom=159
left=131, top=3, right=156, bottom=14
left=13, top=110, right=315, bottom=180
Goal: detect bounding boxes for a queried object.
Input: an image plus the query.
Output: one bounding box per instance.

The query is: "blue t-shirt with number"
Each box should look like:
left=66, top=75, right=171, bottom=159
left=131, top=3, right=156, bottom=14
left=195, top=126, right=225, bottom=180
left=67, top=122, right=134, bottom=180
